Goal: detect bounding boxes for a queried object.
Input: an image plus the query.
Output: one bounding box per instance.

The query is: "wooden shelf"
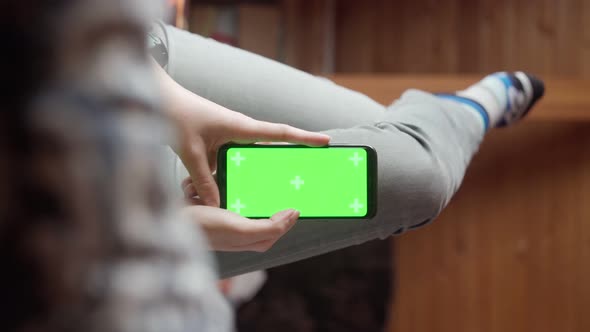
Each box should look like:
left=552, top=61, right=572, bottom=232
left=331, top=75, right=590, bottom=122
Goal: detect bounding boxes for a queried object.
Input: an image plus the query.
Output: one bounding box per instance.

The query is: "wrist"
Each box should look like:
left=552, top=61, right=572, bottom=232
left=153, top=60, right=191, bottom=122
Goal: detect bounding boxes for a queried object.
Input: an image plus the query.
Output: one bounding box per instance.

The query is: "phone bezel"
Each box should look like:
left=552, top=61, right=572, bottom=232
left=217, top=143, right=377, bottom=219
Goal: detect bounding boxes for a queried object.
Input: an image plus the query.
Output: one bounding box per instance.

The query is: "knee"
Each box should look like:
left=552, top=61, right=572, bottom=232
left=375, top=152, right=451, bottom=237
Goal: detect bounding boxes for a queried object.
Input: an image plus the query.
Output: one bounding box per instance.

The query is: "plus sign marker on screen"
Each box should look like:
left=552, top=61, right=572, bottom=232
left=219, top=144, right=377, bottom=219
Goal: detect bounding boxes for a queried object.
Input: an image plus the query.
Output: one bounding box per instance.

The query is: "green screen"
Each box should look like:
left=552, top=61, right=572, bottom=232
left=225, top=146, right=369, bottom=218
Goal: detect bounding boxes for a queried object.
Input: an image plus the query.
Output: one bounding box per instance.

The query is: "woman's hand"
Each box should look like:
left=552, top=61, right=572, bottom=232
left=155, top=63, right=330, bottom=207
left=181, top=177, right=299, bottom=252
left=182, top=203, right=300, bottom=252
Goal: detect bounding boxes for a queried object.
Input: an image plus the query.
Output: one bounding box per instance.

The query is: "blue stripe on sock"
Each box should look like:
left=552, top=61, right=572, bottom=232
left=437, top=94, right=490, bottom=131
left=495, top=73, right=512, bottom=111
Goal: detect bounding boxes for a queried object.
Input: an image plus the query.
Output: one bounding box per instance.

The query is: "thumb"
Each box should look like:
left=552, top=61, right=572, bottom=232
left=262, top=208, right=300, bottom=237
left=182, top=147, right=220, bottom=207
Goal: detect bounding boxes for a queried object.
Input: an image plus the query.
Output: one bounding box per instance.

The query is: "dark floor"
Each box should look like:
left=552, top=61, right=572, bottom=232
left=236, top=239, right=394, bottom=332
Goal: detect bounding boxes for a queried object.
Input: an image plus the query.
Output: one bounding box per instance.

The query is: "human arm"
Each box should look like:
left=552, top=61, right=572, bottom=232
left=153, top=62, right=330, bottom=207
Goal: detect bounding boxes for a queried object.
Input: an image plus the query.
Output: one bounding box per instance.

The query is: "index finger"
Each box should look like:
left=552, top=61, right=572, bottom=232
left=241, top=120, right=330, bottom=146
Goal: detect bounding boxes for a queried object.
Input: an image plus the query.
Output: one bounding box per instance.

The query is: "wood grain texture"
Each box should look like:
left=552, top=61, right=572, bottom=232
left=330, top=75, right=590, bottom=332
left=334, top=0, right=590, bottom=78
left=238, top=5, right=281, bottom=60
left=281, top=0, right=331, bottom=73
left=390, top=123, right=590, bottom=332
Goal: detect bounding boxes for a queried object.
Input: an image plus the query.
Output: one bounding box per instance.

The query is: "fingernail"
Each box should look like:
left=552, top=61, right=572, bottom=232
left=276, top=209, right=296, bottom=220
left=285, top=209, right=297, bottom=219
left=289, top=209, right=300, bottom=220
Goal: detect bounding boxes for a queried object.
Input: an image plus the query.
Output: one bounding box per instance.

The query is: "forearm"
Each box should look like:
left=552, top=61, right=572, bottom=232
left=152, top=23, right=385, bottom=131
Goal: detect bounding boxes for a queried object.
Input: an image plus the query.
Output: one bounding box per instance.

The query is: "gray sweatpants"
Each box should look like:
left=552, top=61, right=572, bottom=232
left=156, top=25, right=485, bottom=278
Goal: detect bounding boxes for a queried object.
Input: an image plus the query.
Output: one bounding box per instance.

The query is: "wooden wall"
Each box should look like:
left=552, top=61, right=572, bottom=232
left=280, top=0, right=590, bottom=77
left=334, top=0, right=590, bottom=77
left=388, top=122, right=590, bottom=332
left=329, top=1, right=590, bottom=331
left=328, top=74, right=590, bottom=332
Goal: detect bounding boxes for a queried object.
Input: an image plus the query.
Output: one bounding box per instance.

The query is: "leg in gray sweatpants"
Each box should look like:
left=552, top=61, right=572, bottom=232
left=156, top=25, right=484, bottom=278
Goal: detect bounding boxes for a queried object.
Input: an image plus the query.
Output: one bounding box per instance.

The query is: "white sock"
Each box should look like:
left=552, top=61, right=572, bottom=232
left=456, top=75, right=509, bottom=127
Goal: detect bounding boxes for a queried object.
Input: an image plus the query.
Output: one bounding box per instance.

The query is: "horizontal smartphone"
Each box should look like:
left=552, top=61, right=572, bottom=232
left=217, top=143, right=377, bottom=219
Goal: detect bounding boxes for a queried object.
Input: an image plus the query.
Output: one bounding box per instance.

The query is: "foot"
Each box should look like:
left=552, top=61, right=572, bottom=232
left=438, top=72, right=545, bottom=129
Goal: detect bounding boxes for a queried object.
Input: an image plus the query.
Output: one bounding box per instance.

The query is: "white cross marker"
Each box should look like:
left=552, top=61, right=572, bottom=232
left=230, top=199, right=246, bottom=214
left=349, top=152, right=364, bottom=167
left=290, top=176, right=305, bottom=190
left=230, top=152, right=246, bottom=166
left=349, top=198, right=364, bottom=213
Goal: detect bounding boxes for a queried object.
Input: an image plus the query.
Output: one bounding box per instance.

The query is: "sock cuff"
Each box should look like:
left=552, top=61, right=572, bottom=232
left=436, top=94, right=490, bottom=131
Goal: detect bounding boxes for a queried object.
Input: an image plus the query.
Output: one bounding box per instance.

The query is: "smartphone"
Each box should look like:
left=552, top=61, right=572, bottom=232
left=217, top=143, right=377, bottom=219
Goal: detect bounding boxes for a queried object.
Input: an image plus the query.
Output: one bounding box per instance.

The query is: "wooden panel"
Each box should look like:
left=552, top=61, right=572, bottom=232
left=281, top=0, right=331, bottom=73
left=331, top=75, right=590, bottom=122
left=330, top=75, right=590, bottom=332
left=238, top=5, right=281, bottom=59
left=334, top=0, right=590, bottom=78
left=332, top=0, right=379, bottom=72
left=389, top=123, right=590, bottom=332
